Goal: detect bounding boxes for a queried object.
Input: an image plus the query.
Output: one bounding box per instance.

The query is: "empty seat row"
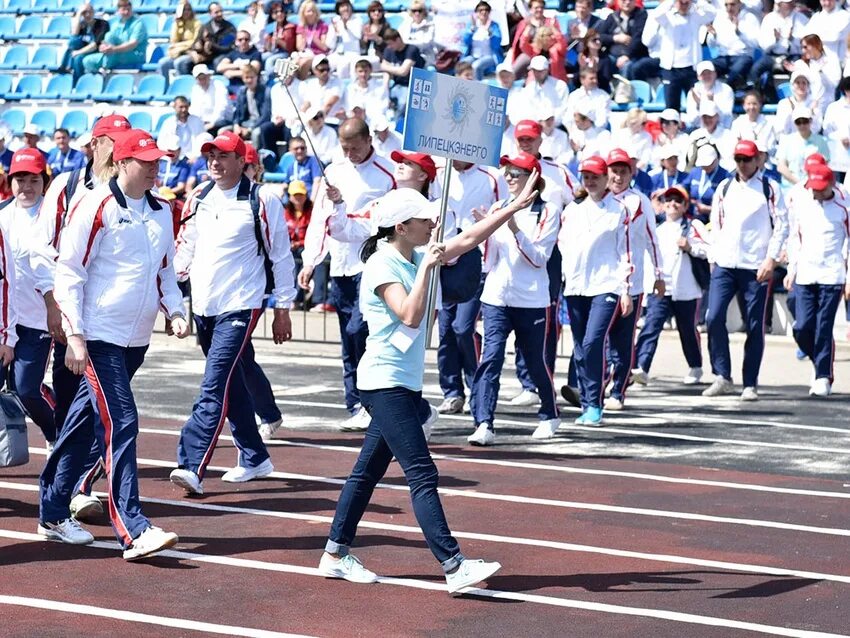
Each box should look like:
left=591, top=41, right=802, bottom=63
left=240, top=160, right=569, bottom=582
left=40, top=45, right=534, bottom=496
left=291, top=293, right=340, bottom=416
left=1, top=0, right=251, bottom=15
left=0, top=14, right=172, bottom=38
left=0, top=44, right=62, bottom=70
left=1, top=106, right=178, bottom=138
left=0, top=72, right=197, bottom=102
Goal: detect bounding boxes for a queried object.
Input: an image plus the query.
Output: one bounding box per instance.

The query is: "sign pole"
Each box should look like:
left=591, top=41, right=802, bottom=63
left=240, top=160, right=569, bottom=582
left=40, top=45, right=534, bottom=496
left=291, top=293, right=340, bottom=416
left=424, top=161, right=453, bottom=348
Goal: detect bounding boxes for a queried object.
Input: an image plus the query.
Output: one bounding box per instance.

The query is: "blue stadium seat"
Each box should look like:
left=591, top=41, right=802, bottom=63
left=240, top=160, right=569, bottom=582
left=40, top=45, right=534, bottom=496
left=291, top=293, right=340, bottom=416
left=157, top=15, right=174, bottom=38
left=777, top=82, right=791, bottom=100
left=20, top=44, right=59, bottom=70
left=0, top=75, right=12, bottom=96
left=5, top=0, right=32, bottom=15
left=30, top=0, right=59, bottom=13
left=4, top=74, right=42, bottom=100
left=32, top=73, right=71, bottom=99
left=17, top=15, right=43, bottom=37
left=139, top=13, right=159, bottom=34
left=128, top=73, right=166, bottom=102
left=153, top=112, right=171, bottom=136
left=141, top=43, right=166, bottom=71
left=127, top=111, right=152, bottom=131
left=93, top=74, right=134, bottom=101
left=60, top=109, right=89, bottom=137
left=44, top=15, right=70, bottom=37
left=0, top=109, right=26, bottom=135
left=68, top=72, right=103, bottom=100
left=629, top=80, right=652, bottom=106
left=154, top=74, right=193, bottom=102
left=0, top=16, right=16, bottom=37
left=30, top=109, right=55, bottom=134
left=386, top=13, right=402, bottom=29
left=0, top=45, right=29, bottom=69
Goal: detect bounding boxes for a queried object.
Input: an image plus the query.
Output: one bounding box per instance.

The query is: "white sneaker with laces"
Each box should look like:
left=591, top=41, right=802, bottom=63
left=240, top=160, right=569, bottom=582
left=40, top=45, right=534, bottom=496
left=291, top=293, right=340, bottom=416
left=531, top=418, right=561, bottom=440
left=467, top=422, right=495, bottom=446
left=683, top=367, right=703, bottom=385
left=258, top=418, right=283, bottom=441
left=422, top=405, right=438, bottom=442
left=810, top=377, right=832, bottom=397
left=604, top=397, right=624, bottom=411
left=169, top=468, right=204, bottom=495
left=69, top=494, right=103, bottom=521
left=339, top=406, right=371, bottom=432
left=318, top=552, right=378, bottom=584
left=741, top=386, right=759, bottom=401
left=123, top=526, right=179, bottom=561
left=630, top=368, right=648, bottom=385
left=446, top=559, right=501, bottom=594
left=437, top=397, right=464, bottom=414
left=37, top=518, right=94, bottom=545
left=221, top=458, right=275, bottom=483
left=702, top=377, right=735, bottom=397
left=508, top=389, right=539, bottom=406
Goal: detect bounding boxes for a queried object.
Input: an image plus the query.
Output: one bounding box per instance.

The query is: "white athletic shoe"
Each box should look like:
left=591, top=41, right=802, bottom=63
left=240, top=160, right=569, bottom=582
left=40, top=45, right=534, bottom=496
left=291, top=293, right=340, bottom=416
left=810, top=377, right=832, bottom=397
left=123, top=526, right=179, bottom=561
left=422, top=404, right=438, bottom=442
left=740, top=386, right=759, bottom=401
left=318, top=552, right=378, bottom=584
left=221, top=458, right=275, bottom=483
left=683, top=367, right=703, bottom=385
left=37, top=518, right=94, bottom=545
left=604, top=397, right=624, bottom=411
left=531, top=418, right=561, bottom=440
left=508, top=389, right=539, bottom=406
left=437, top=397, right=464, bottom=414
left=702, top=377, right=735, bottom=397
left=630, top=368, right=649, bottom=386
left=467, top=422, right=495, bottom=446
left=446, top=559, right=501, bottom=594
left=169, top=468, right=204, bottom=495
left=69, top=494, right=103, bottom=521
left=339, top=406, right=371, bottom=432
left=258, top=418, right=283, bottom=441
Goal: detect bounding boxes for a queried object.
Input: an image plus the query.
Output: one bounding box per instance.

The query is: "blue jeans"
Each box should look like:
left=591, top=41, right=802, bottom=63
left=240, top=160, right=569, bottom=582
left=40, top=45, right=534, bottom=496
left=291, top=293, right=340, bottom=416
left=566, top=294, right=621, bottom=410
left=437, top=278, right=483, bottom=400
left=606, top=294, right=643, bottom=402
left=661, top=66, right=696, bottom=112
left=625, top=56, right=661, bottom=82
left=331, top=274, right=368, bottom=413
left=461, top=54, right=496, bottom=80
left=326, top=387, right=464, bottom=572
left=711, top=54, right=753, bottom=87
left=792, top=283, right=843, bottom=381
left=635, top=295, right=702, bottom=373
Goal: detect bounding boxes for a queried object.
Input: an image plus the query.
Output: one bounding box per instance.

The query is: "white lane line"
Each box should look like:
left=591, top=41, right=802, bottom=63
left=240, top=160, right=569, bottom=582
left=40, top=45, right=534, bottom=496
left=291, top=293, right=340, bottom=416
left=4, top=479, right=850, bottom=586
left=0, top=595, right=314, bottom=638
left=0, top=529, right=845, bottom=638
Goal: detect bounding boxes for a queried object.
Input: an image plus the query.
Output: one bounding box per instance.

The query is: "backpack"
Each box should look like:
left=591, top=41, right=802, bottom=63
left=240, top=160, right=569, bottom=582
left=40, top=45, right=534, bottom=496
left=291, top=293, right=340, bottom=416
left=719, top=174, right=774, bottom=228
left=681, top=218, right=711, bottom=290
left=64, top=167, right=83, bottom=211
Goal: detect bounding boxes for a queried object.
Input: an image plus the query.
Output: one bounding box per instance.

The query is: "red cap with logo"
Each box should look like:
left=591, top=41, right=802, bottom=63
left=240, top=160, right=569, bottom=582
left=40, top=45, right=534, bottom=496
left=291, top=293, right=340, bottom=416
left=606, top=148, right=632, bottom=166
left=112, top=129, right=168, bottom=162
left=390, top=150, right=437, bottom=182
left=514, top=119, right=542, bottom=140
left=9, top=148, right=46, bottom=175
left=804, top=153, right=828, bottom=171
left=201, top=130, right=247, bottom=158
left=805, top=164, right=834, bottom=190
left=733, top=139, right=759, bottom=158
left=499, top=151, right=541, bottom=173
left=244, top=142, right=260, bottom=166
left=92, top=115, right=132, bottom=140
left=579, top=156, right=608, bottom=176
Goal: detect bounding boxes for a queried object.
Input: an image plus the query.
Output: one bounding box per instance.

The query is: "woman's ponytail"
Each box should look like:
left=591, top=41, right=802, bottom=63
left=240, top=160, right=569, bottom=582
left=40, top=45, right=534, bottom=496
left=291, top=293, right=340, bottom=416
left=360, top=226, right=395, bottom=262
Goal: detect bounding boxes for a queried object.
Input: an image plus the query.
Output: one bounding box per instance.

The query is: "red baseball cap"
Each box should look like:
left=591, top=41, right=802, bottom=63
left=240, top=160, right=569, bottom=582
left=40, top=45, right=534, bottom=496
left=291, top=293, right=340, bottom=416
left=112, top=129, right=168, bottom=162
left=514, top=119, right=542, bottom=140
left=391, top=150, right=437, bottom=182
left=201, top=130, right=247, bottom=158
left=804, top=153, right=828, bottom=170
left=805, top=164, right=834, bottom=190
left=662, top=184, right=690, bottom=203
left=9, top=148, right=46, bottom=176
left=499, top=151, right=541, bottom=173
left=579, top=156, right=607, bottom=176
left=606, top=148, right=632, bottom=166
left=244, top=142, right=260, bottom=166
left=733, top=139, right=758, bottom=158
left=92, top=115, right=132, bottom=140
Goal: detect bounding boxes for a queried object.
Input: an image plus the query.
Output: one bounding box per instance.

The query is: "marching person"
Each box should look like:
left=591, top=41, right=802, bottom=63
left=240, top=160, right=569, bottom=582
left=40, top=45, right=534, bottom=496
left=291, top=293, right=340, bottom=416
left=560, top=156, right=633, bottom=426
left=631, top=185, right=709, bottom=385
left=318, top=176, right=539, bottom=592
left=784, top=164, right=850, bottom=397
left=703, top=139, right=788, bottom=401
left=467, top=152, right=560, bottom=446
left=0, top=185, right=16, bottom=370
left=39, top=129, right=187, bottom=560
left=170, top=131, right=296, bottom=495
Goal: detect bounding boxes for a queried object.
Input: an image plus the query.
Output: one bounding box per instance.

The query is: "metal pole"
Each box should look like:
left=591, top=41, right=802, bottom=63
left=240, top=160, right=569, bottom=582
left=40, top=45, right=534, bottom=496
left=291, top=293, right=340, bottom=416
left=425, top=162, right=453, bottom=348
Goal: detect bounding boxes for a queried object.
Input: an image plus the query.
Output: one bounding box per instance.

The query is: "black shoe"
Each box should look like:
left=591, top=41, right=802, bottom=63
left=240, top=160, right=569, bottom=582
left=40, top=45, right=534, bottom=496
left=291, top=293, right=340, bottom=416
left=560, top=385, right=581, bottom=408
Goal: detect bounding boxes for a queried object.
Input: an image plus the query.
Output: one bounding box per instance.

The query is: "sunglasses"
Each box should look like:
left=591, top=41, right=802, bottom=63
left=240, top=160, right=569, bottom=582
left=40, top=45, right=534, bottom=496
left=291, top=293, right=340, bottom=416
left=666, top=195, right=686, bottom=204
left=794, top=118, right=811, bottom=125
left=734, top=156, right=755, bottom=163
left=311, top=113, right=324, bottom=120
left=504, top=168, right=531, bottom=179
left=315, top=66, right=330, bottom=73
left=411, top=7, right=424, bottom=12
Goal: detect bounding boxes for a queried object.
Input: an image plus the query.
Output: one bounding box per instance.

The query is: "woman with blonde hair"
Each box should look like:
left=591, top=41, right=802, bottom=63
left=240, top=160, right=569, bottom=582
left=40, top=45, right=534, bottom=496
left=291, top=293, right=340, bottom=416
left=399, top=0, right=437, bottom=66
left=510, top=0, right=565, bottom=78
left=159, top=2, right=201, bottom=77
left=292, top=0, right=330, bottom=76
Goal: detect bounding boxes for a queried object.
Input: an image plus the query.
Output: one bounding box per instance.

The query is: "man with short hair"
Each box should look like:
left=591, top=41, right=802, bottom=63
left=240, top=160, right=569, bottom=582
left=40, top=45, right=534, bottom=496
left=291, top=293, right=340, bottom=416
left=300, top=56, right=343, bottom=116
left=189, top=64, right=232, bottom=133
left=380, top=28, right=425, bottom=108
left=226, top=66, right=271, bottom=148
left=776, top=105, right=830, bottom=189
left=705, top=0, right=759, bottom=88
left=276, top=136, right=322, bottom=195
left=47, top=128, right=86, bottom=175
left=597, top=0, right=648, bottom=77
left=174, top=2, right=237, bottom=75
left=81, top=0, right=148, bottom=74
left=158, top=96, right=206, bottom=159
left=215, top=29, right=262, bottom=86
left=565, top=68, right=611, bottom=130
left=341, top=56, right=389, bottom=123
left=21, top=125, right=48, bottom=161
left=518, top=56, right=569, bottom=126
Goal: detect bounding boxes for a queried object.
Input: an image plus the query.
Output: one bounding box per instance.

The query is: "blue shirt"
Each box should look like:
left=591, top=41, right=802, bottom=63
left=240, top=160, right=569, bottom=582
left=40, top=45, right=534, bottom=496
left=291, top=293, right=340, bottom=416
left=157, top=157, right=190, bottom=188
left=649, top=168, right=689, bottom=193
left=685, top=165, right=729, bottom=222
left=47, top=147, right=86, bottom=175
left=0, top=148, right=12, bottom=172
left=276, top=153, right=322, bottom=185
left=357, top=243, right=426, bottom=392
left=189, top=157, right=210, bottom=184
left=630, top=170, right=654, bottom=197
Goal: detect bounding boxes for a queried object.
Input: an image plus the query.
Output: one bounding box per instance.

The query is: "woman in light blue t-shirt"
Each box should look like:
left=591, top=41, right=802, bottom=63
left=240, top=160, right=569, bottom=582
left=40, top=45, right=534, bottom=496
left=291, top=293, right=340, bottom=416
left=318, top=176, right=539, bottom=594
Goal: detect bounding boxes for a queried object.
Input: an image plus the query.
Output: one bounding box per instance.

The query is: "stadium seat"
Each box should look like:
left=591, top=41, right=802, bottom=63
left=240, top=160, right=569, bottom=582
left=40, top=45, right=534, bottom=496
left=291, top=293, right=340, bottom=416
left=154, top=73, right=193, bottom=102
left=32, top=73, right=71, bottom=99
left=141, top=43, right=166, bottom=71
left=386, top=13, right=402, bottom=28
left=44, top=15, right=70, bottom=37
left=139, top=13, right=159, bottom=34
left=29, top=109, right=55, bottom=134
left=0, top=45, right=29, bottom=69
left=128, top=73, right=166, bottom=102
left=157, top=15, right=174, bottom=38
left=93, top=73, right=134, bottom=101
left=68, top=72, right=104, bottom=100
left=4, top=74, right=42, bottom=100
left=17, top=15, right=43, bottom=38
left=0, top=109, right=26, bottom=135
left=629, top=80, right=652, bottom=106
left=0, top=75, right=12, bottom=97
left=19, top=44, right=59, bottom=70
left=153, top=111, right=171, bottom=136
left=59, top=109, right=89, bottom=137
left=4, top=0, right=32, bottom=15
left=0, top=16, right=16, bottom=37
left=127, top=110, right=152, bottom=132
left=30, top=0, right=59, bottom=13
left=776, top=82, right=791, bottom=100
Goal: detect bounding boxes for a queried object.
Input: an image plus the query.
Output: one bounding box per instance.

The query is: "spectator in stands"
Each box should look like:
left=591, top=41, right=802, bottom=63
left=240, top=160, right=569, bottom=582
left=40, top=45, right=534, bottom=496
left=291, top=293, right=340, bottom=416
left=399, top=0, right=437, bottom=67
left=293, top=0, right=330, bottom=76
left=80, top=0, right=147, bottom=75
left=222, top=67, right=270, bottom=149
left=631, top=5, right=662, bottom=82
left=751, top=0, right=808, bottom=101
left=461, top=1, right=503, bottom=80
left=565, top=68, right=610, bottom=129
left=339, top=56, right=389, bottom=122
left=791, top=34, right=841, bottom=106
left=262, top=2, right=296, bottom=76
left=61, top=2, right=110, bottom=80
left=652, top=108, right=689, bottom=168
left=804, top=0, right=850, bottom=65
left=185, top=132, right=213, bottom=192
left=650, top=146, right=690, bottom=212
left=156, top=134, right=190, bottom=201
left=300, top=56, right=342, bottom=116
left=174, top=2, right=237, bottom=76
left=238, top=1, right=268, bottom=51
left=159, top=1, right=201, bottom=78
left=380, top=28, right=425, bottom=107
left=284, top=179, right=312, bottom=305
left=598, top=0, right=648, bottom=81
left=519, top=56, right=569, bottom=126
left=538, top=108, right=572, bottom=165
left=575, top=29, right=612, bottom=91
left=510, top=0, right=566, bottom=78
left=360, top=1, right=390, bottom=57
left=612, top=108, right=654, bottom=171
left=776, top=105, right=830, bottom=188
left=648, top=0, right=717, bottom=113
left=705, top=0, right=759, bottom=89
left=21, top=125, right=48, bottom=161
left=686, top=143, right=729, bottom=223
left=371, top=116, right=402, bottom=158
left=684, top=61, right=735, bottom=130
left=774, top=69, right=823, bottom=136
left=260, top=73, right=300, bottom=157
left=431, top=0, right=477, bottom=54
left=689, top=102, right=737, bottom=171
left=277, top=136, right=323, bottom=195
left=823, top=76, right=850, bottom=151
left=216, top=29, right=263, bottom=87
left=47, top=128, right=86, bottom=176
left=0, top=128, right=12, bottom=172
left=326, top=0, right=363, bottom=79
left=189, top=64, right=232, bottom=133
left=568, top=104, right=612, bottom=162
left=303, top=107, right=339, bottom=165
left=454, top=60, right=475, bottom=80
left=566, top=0, right=603, bottom=47
left=158, top=96, right=206, bottom=159
left=731, top=91, right=779, bottom=157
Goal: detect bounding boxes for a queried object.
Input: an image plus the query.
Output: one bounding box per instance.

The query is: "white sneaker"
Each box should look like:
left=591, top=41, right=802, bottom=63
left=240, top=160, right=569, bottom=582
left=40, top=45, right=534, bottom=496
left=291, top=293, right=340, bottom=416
left=69, top=494, right=103, bottom=521
left=123, top=526, right=179, bottom=561
left=531, top=418, right=561, bottom=439
left=37, top=518, right=94, bottom=545
left=221, top=458, right=275, bottom=483
left=810, top=377, right=832, bottom=397
left=702, top=377, right=735, bottom=397
left=604, top=397, right=624, bottom=411
left=258, top=418, right=283, bottom=441
left=339, top=407, right=371, bottom=432
left=437, top=397, right=464, bottom=414
left=169, top=468, right=204, bottom=495
left=446, top=559, right=501, bottom=594
left=508, top=389, right=539, bottom=406
left=422, top=404, right=438, bottom=442
left=318, top=552, right=378, bottom=584
left=467, top=422, right=495, bottom=446
left=683, top=367, right=703, bottom=385
left=630, top=368, right=648, bottom=385
left=741, top=386, right=759, bottom=401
